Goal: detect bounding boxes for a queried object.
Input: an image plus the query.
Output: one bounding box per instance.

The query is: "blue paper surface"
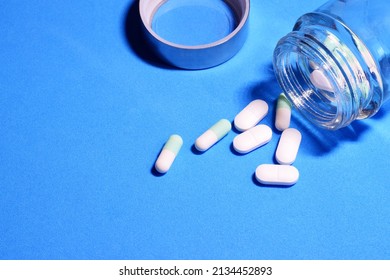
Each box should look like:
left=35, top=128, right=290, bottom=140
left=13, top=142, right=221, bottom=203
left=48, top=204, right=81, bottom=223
left=0, top=0, right=389, bottom=259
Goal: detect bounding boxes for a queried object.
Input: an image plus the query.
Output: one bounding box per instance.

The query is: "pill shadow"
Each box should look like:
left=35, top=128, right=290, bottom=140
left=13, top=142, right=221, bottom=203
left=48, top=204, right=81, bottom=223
left=229, top=142, right=247, bottom=156
left=292, top=115, right=371, bottom=156
left=191, top=144, right=204, bottom=155
left=151, top=165, right=165, bottom=177
left=122, top=0, right=175, bottom=69
left=236, top=63, right=281, bottom=106
left=251, top=173, right=294, bottom=189
left=231, top=124, right=242, bottom=134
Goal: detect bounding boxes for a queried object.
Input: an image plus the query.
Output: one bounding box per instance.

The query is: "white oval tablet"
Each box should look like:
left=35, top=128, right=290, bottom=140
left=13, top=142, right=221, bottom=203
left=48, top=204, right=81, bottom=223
left=255, top=164, right=299, bottom=186
left=275, top=128, right=302, bottom=165
left=233, top=124, right=272, bottom=154
left=310, top=69, right=334, bottom=92
left=234, top=99, right=268, bottom=132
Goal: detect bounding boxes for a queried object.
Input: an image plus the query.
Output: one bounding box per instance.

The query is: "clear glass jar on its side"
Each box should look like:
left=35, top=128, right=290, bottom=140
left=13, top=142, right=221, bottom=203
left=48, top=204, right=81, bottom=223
left=273, top=0, right=390, bottom=130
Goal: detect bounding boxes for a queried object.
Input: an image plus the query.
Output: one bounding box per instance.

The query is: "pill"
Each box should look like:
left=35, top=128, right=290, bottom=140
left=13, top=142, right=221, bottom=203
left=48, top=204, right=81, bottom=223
left=233, top=124, right=272, bottom=154
left=155, top=134, right=183, bottom=173
left=195, top=119, right=231, bottom=152
left=234, top=99, right=268, bottom=132
left=255, top=164, right=299, bottom=186
left=309, top=60, right=320, bottom=70
left=275, top=93, right=291, bottom=131
left=310, top=69, right=334, bottom=92
left=275, top=128, right=302, bottom=165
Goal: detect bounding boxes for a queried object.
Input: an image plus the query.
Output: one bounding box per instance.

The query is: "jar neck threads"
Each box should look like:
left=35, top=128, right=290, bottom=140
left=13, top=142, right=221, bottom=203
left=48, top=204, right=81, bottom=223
left=273, top=13, right=383, bottom=130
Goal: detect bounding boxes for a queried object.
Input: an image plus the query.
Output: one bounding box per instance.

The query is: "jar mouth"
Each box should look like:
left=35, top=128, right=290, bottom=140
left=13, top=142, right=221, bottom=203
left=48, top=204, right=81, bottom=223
left=273, top=32, right=355, bottom=130
left=273, top=13, right=384, bottom=130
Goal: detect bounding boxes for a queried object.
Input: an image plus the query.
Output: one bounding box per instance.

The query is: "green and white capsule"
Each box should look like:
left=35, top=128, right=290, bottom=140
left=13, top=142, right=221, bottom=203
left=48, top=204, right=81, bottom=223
left=275, top=93, right=292, bottom=131
left=155, top=134, right=183, bottom=173
left=195, top=119, right=231, bottom=152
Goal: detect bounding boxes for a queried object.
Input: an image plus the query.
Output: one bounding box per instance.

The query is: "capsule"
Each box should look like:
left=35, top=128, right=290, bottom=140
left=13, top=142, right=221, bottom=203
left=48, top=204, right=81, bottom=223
left=275, top=128, right=302, bottom=165
left=233, top=124, right=272, bottom=154
left=195, top=119, right=231, bottom=152
left=234, top=99, right=268, bottom=132
left=155, top=134, right=183, bottom=173
left=275, top=93, right=291, bottom=131
left=255, top=164, right=299, bottom=186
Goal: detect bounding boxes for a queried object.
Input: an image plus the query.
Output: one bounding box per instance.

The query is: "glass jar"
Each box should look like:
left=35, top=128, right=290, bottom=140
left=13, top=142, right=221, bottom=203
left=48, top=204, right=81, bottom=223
left=273, top=0, right=390, bottom=129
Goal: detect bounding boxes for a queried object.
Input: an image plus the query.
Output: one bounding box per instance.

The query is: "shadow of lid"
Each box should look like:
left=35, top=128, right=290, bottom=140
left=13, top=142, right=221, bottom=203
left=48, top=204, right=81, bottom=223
left=122, top=1, right=175, bottom=70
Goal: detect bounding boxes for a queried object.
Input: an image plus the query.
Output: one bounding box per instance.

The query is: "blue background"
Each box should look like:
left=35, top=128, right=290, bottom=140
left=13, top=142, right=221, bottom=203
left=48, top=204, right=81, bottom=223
left=1, top=0, right=389, bottom=259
